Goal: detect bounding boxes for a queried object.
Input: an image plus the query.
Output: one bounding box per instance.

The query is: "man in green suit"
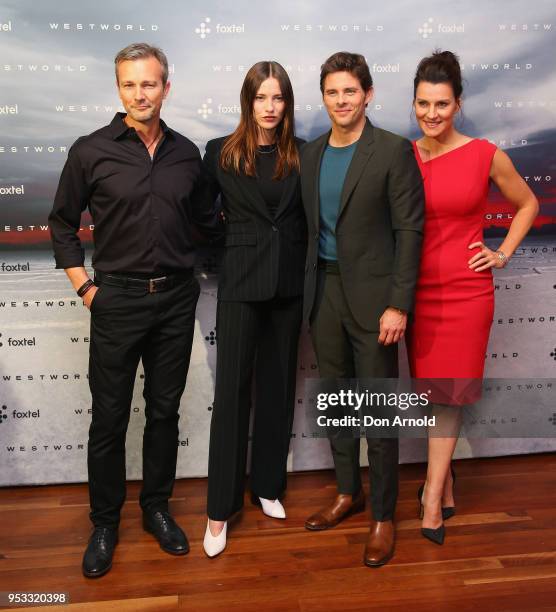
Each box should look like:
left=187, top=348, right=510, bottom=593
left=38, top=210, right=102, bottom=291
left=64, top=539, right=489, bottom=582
left=301, top=52, right=424, bottom=567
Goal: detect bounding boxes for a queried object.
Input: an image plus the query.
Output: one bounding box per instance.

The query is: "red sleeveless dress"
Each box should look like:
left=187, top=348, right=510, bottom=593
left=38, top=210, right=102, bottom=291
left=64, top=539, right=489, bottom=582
left=406, top=139, right=497, bottom=391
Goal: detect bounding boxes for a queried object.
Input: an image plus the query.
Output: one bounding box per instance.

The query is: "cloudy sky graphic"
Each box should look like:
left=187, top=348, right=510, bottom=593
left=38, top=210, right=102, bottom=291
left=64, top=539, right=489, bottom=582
left=0, top=0, right=555, bottom=241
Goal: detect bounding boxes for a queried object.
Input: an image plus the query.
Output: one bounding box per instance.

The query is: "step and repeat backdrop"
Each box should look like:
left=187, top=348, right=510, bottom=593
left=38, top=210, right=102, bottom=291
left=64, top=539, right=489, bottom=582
left=1, top=0, right=555, bottom=486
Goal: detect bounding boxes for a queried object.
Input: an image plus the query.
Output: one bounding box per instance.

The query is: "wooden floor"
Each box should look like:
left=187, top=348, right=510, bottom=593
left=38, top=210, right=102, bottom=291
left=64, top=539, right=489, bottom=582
left=1, top=453, right=556, bottom=611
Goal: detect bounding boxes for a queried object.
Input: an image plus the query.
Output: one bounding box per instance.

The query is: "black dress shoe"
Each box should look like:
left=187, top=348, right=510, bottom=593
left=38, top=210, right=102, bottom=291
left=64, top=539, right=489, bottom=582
left=82, top=527, right=118, bottom=578
left=143, top=510, right=189, bottom=555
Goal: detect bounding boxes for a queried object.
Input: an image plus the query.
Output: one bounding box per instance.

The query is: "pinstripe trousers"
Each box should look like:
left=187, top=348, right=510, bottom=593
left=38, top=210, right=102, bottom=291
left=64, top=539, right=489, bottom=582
left=207, top=295, right=303, bottom=521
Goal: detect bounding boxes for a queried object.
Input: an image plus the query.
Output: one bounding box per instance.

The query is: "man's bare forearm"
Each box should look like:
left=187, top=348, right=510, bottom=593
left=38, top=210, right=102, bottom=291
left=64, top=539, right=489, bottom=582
left=65, top=266, right=97, bottom=309
left=65, top=266, right=91, bottom=291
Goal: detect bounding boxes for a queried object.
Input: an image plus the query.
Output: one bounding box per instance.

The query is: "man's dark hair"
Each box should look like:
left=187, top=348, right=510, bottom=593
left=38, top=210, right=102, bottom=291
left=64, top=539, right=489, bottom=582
left=320, top=52, right=373, bottom=93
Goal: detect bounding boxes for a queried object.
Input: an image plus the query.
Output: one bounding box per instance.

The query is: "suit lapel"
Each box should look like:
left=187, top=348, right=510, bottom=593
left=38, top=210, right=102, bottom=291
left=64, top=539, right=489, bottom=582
left=310, top=132, right=331, bottom=230
left=338, top=119, right=375, bottom=219
left=237, top=173, right=274, bottom=221
left=274, top=171, right=297, bottom=219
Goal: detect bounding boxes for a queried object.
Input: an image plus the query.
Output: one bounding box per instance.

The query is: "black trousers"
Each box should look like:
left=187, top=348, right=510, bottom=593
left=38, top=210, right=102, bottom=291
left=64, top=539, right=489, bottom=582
left=207, top=295, right=303, bottom=521
left=310, top=269, right=399, bottom=522
left=88, top=274, right=200, bottom=528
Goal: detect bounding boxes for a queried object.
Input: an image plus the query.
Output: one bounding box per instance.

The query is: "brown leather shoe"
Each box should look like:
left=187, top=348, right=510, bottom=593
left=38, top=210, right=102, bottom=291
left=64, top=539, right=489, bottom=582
left=363, top=520, right=395, bottom=567
left=305, top=490, right=365, bottom=531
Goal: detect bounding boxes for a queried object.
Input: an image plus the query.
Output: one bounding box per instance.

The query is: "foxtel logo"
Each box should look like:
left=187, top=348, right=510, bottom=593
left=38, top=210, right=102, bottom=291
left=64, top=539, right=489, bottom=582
left=0, top=104, right=18, bottom=114
left=0, top=262, right=30, bottom=271
left=0, top=335, right=36, bottom=347
left=194, top=18, right=245, bottom=38
left=0, top=185, right=24, bottom=195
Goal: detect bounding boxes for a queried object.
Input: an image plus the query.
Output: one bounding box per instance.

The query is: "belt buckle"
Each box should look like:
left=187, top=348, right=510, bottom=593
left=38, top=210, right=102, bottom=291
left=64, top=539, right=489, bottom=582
left=148, top=276, right=167, bottom=293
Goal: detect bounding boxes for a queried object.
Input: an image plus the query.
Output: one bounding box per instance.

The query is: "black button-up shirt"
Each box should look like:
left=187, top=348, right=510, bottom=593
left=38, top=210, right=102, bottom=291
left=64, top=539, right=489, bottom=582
left=49, top=112, right=220, bottom=273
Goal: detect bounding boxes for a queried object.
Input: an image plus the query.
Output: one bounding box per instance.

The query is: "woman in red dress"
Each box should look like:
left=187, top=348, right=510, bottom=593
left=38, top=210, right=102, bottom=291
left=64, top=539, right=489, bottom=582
left=407, top=51, right=539, bottom=544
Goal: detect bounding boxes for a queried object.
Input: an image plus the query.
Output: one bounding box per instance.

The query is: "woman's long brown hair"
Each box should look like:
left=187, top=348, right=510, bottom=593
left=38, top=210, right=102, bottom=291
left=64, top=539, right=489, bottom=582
left=220, top=61, right=299, bottom=179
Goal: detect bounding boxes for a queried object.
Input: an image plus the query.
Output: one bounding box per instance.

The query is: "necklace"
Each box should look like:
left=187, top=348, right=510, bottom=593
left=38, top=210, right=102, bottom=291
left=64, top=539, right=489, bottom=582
left=257, top=144, right=277, bottom=154
left=144, top=130, right=161, bottom=151
left=123, top=117, right=161, bottom=152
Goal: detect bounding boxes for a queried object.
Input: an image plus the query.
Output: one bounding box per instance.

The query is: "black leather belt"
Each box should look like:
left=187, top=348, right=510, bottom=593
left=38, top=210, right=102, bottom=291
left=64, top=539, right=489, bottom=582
left=94, top=269, right=194, bottom=293
left=318, top=258, right=340, bottom=274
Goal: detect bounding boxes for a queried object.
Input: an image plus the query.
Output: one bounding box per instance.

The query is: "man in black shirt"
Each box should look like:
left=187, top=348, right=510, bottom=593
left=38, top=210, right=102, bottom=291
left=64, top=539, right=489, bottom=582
left=49, top=43, right=219, bottom=578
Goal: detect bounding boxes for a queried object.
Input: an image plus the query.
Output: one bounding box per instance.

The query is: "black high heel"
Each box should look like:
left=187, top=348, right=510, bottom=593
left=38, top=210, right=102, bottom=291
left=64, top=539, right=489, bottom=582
left=419, top=489, right=445, bottom=545
left=442, top=464, right=456, bottom=520
left=417, top=464, right=456, bottom=521
left=421, top=524, right=445, bottom=545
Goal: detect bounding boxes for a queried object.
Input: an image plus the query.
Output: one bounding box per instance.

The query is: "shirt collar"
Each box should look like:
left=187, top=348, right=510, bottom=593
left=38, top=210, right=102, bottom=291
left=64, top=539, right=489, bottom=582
left=109, top=112, right=173, bottom=140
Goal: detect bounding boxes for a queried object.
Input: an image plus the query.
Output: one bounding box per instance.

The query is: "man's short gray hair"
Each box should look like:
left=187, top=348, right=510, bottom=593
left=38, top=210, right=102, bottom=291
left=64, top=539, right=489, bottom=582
left=114, top=43, right=169, bottom=85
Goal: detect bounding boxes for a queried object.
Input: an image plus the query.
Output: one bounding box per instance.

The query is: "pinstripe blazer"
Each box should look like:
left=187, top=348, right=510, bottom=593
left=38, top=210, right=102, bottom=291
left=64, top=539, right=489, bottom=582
left=203, top=136, right=307, bottom=301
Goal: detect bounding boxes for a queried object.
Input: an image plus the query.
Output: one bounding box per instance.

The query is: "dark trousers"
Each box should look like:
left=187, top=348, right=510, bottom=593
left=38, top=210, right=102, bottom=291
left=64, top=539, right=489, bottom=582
left=207, top=295, right=303, bottom=521
left=88, top=274, right=200, bottom=528
left=310, top=269, right=399, bottom=521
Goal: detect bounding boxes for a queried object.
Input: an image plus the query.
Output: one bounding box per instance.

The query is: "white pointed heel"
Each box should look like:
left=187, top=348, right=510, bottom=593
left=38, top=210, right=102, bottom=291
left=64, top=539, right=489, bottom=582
left=259, top=497, right=286, bottom=519
left=203, top=520, right=227, bottom=557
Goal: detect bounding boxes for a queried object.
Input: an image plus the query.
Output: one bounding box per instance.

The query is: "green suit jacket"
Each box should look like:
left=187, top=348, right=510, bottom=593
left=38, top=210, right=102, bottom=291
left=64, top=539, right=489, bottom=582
left=301, top=118, right=425, bottom=332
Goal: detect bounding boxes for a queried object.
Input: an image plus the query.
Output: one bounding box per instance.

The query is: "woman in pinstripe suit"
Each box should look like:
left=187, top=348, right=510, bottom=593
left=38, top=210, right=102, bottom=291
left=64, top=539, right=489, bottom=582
left=202, top=61, right=307, bottom=557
